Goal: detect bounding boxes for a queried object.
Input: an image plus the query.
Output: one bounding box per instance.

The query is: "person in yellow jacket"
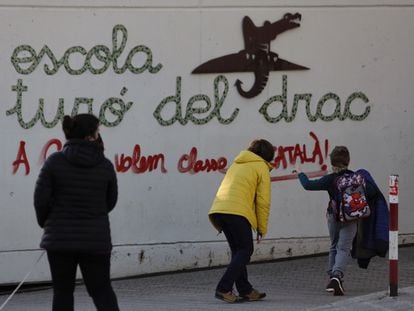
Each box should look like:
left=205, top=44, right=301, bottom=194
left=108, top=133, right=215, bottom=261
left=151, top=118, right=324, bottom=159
left=209, top=139, right=274, bottom=303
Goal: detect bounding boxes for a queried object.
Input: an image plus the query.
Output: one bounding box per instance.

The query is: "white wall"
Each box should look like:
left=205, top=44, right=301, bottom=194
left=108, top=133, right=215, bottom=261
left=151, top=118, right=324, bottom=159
left=0, top=0, right=413, bottom=284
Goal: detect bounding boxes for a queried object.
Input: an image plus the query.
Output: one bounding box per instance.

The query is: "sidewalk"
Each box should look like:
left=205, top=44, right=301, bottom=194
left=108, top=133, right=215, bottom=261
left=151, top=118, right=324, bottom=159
left=1, top=246, right=414, bottom=310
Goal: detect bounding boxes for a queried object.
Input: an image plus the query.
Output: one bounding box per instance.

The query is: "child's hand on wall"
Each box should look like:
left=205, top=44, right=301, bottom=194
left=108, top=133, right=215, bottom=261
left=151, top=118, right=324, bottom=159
left=293, top=164, right=302, bottom=175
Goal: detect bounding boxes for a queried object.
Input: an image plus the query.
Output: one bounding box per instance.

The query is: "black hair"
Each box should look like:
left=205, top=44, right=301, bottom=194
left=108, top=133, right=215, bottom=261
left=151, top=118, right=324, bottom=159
left=247, top=139, right=275, bottom=162
left=330, top=146, right=350, bottom=167
left=62, top=114, right=100, bottom=140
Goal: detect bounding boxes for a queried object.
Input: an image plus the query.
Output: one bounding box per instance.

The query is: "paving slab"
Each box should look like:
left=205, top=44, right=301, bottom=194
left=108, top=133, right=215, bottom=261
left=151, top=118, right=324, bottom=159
left=1, top=246, right=413, bottom=310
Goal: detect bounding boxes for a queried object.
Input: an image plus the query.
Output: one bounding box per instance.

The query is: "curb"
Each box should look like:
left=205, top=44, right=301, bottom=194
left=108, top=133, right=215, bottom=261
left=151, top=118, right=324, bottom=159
left=306, top=286, right=414, bottom=310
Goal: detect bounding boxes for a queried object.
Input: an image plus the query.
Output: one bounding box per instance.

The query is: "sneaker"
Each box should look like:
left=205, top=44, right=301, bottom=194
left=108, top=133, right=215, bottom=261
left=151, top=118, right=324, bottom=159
left=241, top=288, right=266, bottom=301
left=215, top=290, right=241, bottom=303
left=326, top=278, right=335, bottom=292
left=330, top=277, right=345, bottom=296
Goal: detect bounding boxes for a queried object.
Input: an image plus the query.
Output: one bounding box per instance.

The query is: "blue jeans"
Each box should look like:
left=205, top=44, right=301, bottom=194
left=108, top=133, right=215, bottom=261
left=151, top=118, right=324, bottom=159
left=47, top=251, right=119, bottom=311
left=326, top=212, right=357, bottom=279
left=212, top=214, right=254, bottom=296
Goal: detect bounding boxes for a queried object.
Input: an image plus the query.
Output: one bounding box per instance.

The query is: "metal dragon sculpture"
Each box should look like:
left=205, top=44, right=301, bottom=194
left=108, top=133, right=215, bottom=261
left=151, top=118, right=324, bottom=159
left=192, top=13, right=309, bottom=98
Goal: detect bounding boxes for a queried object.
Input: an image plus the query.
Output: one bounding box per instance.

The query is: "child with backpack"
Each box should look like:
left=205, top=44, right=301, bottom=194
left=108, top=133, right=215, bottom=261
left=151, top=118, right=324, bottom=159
left=294, top=146, right=376, bottom=296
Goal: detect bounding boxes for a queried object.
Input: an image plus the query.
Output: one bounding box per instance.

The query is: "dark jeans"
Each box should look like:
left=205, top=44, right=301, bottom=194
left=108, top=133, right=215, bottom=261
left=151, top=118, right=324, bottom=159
left=47, top=251, right=120, bottom=311
left=213, top=213, right=254, bottom=296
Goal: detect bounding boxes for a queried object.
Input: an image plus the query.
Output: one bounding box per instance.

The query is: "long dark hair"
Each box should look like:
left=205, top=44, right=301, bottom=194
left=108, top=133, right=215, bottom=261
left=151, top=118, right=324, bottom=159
left=62, top=114, right=99, bottom=140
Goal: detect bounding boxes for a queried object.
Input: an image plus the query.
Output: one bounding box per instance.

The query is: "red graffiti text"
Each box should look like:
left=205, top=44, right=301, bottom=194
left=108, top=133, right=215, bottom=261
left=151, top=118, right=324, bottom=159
left=270, top=131, right=329, bottom=182
left=177, top=147, right=227, bottom=174
left=12, top=141, right=30, bottom=175
left=115, top=144, right=167, bottom=174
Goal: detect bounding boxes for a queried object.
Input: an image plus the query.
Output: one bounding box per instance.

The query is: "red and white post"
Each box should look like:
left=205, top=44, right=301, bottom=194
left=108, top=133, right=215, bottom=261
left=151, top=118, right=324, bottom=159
left=389, top=174, right=399, bottom=297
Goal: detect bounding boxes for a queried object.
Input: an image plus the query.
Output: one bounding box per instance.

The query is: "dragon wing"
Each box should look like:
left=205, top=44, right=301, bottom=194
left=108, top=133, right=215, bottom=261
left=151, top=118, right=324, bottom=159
left=192, top=51, right=254, bottom=73
left=270, top=58, right=309, bottom=71
left=192, top=50, right=309, bottom=74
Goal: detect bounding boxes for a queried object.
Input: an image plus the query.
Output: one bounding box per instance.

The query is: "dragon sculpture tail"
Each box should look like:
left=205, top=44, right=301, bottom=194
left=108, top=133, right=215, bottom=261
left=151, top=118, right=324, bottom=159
left=235, top=51, right=270, bottom=98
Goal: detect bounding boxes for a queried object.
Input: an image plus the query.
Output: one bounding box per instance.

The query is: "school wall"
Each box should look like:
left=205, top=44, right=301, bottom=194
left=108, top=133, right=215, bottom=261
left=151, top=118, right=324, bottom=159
left=0, top=0, right=413, bottom=284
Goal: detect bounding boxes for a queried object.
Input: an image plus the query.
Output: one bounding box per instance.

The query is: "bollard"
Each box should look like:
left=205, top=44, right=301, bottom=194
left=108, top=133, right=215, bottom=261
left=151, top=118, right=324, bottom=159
left=389, top=174, right=399, bottom=297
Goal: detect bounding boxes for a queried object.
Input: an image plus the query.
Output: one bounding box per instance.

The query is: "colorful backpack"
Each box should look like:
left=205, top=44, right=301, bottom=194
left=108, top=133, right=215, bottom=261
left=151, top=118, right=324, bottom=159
left=333, top=171, right=371, bottom=222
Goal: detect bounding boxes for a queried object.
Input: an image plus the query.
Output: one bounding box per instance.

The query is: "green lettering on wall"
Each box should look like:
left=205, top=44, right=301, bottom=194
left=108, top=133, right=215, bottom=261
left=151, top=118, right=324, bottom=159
left=11, top=25, right=163, bottom=76
left=259, top=75, right=370, bottom=123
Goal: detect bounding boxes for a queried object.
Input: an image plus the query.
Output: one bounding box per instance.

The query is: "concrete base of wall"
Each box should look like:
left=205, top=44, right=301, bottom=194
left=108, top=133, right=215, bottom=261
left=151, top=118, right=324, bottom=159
left=110, top=233, right=414, bottom=278
left=1, top=233, right=413, bottom=285
left=110, top=236, right=332, bottom=278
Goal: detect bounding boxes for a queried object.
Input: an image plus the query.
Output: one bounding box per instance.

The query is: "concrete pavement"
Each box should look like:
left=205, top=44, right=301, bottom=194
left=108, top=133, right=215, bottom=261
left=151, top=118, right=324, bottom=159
left=1, top=246, right=414, bottom=310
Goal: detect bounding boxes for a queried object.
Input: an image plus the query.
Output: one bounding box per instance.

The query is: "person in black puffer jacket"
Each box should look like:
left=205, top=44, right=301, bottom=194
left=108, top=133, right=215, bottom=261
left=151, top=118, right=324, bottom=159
left=34, top=114, right=120, bottom=311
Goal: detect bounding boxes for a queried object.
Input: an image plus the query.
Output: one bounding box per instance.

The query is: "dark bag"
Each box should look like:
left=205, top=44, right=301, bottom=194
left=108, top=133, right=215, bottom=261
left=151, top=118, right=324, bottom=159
left=333, top=171, right=371, bottom=222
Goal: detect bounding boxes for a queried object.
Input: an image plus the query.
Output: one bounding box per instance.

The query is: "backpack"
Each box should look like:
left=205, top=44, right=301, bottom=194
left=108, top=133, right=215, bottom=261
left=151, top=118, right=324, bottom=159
left=332, top=171, right=371, bottom=222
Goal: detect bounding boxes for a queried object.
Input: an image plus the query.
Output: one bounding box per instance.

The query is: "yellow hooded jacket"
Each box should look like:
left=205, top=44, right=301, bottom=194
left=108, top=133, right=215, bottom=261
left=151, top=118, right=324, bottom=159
left=208, top=150, right=273, bottom=235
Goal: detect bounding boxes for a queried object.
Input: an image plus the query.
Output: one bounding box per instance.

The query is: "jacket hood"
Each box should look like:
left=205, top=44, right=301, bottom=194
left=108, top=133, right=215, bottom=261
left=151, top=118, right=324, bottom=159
left=62, top=139, right=105, bottom=167
left=234, top=150, right=274, bottom=170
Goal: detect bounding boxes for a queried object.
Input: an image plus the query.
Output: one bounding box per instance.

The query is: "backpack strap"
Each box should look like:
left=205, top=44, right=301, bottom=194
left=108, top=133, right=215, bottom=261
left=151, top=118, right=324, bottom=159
left=329, top=175, right=341, bottom=221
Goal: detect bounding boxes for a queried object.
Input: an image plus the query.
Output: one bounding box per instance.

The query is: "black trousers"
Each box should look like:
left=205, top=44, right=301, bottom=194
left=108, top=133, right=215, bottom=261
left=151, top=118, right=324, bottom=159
left=213, top=214, right=254, bottom=296
left=46, top=251, right=120, bottom=311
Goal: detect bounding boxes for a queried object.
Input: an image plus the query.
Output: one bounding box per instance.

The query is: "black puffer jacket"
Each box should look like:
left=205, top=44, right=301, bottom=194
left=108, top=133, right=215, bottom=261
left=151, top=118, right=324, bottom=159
left=34, top=139, right=118, bottom=253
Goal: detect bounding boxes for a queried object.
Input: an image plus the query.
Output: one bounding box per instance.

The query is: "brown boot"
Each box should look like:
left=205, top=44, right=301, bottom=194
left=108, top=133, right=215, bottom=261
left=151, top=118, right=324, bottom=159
left=215, top=290, right=242, bottom=303
left=241, top=288, right=266, bottom=301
